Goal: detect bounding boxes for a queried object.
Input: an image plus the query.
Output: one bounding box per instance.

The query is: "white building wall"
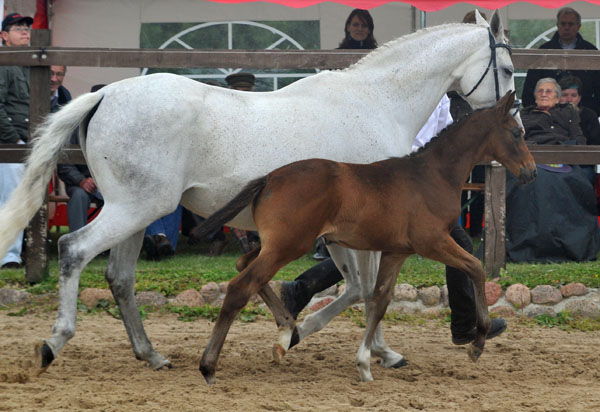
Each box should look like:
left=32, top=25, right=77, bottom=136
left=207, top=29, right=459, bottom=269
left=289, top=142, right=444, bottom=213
left=5, top=0, right=600, bottom=97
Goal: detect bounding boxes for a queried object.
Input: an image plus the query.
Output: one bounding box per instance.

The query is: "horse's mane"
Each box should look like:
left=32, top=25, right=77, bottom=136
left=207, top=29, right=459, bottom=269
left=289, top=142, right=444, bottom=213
left=407, top=105, right=489, bottom=158
left=344, top=23, right=482, bottom=72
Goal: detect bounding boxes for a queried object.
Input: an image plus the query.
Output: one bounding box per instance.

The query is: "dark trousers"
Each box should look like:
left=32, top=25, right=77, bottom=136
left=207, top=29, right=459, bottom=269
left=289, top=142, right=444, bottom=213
left=286, top=224, right=477, bottom=332
left=65, top=186, right=103, bottom=233
left=461, top=165, right=484, bottom=237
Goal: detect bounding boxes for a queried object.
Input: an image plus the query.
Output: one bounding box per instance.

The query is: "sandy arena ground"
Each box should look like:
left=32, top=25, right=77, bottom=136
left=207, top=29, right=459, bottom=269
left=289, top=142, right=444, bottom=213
left=1, top=311, right=599, bottom=412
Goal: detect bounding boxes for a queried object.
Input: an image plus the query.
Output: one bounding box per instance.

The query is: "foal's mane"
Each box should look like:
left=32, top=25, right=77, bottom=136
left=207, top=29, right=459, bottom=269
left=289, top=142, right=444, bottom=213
left=408, top=105, right=490, bottom=158
left=345, top=23, right=481, bottom=72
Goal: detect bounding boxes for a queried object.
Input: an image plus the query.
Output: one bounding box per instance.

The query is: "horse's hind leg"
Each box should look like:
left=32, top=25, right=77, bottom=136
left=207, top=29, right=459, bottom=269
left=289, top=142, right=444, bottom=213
left=104, top=231, right=171, bottom=370
left=37, top=205, right=159, bottom=373
left=355, top=253, right=407, bottom=382
left=36, top=212, right=128, bottom=371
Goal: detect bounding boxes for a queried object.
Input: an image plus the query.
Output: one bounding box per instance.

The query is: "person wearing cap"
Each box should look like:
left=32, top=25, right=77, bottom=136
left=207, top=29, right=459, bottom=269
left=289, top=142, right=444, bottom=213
left=0, top=12, right=33, bottom=269
left=225, top=72, right=255, bottom=91
left=223, top=72, right=261, bottom=253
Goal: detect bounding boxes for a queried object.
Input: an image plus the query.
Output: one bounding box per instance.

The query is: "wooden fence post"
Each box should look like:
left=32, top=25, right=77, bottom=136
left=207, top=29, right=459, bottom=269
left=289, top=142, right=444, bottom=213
left=483, top=161, right=507, bottom=279
left=25, top=29, right=51, bottom=284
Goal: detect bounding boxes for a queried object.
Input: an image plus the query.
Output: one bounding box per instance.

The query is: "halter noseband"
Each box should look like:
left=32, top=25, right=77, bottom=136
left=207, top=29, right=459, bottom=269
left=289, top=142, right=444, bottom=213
left=463, top=28, right=512, bottom=103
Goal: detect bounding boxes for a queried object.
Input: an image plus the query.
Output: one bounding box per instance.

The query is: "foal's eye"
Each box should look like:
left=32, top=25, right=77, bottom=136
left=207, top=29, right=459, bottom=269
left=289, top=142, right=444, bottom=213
left=510, top=127, right=522, bottom=139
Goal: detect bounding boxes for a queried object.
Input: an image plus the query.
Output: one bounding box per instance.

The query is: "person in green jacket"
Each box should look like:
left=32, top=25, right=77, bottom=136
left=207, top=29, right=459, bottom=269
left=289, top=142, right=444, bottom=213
left=0, top=12, right=33, bottom=269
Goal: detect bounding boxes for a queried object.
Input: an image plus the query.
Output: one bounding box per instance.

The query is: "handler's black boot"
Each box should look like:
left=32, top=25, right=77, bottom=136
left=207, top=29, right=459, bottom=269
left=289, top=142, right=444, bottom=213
left=281, top=258, right=342, bottom=319
left=447, top=224, right=507, bottom=345
left=452, top=318, right=507, bottom=345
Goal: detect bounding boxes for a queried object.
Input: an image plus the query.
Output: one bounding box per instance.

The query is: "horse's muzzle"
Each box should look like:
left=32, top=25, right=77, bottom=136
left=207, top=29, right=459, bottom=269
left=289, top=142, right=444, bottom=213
left=518, top=166, right=537, bottom=185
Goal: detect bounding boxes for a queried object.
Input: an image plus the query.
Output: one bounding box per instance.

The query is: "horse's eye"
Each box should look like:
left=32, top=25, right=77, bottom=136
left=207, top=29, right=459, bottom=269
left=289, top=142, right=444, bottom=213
left=504, top=68, right=513, bottom=76
left=511, top=127, right=522, bottom=139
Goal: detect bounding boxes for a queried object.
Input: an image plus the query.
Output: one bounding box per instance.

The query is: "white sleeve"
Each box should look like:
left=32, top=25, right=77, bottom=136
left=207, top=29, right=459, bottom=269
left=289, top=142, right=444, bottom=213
left=411, top=95, right=454, bottom=152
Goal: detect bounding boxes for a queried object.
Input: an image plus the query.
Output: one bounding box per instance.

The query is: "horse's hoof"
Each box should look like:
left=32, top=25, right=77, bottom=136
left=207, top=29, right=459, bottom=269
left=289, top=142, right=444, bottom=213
left=31, top=341, right=54, bottom=376
left=391, top=358, right=408, bottom=368
left=467, top=344, right=483, bottom=362
left=272, top=344, right=286, bottom=364
left=149, top=359, right=172, bottom=370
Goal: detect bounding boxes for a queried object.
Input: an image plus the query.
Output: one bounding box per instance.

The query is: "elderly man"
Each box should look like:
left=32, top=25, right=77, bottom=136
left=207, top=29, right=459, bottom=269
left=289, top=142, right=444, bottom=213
left=522, top=7, right=600, bottom=115
left=0, top=12, right=33, bottom=269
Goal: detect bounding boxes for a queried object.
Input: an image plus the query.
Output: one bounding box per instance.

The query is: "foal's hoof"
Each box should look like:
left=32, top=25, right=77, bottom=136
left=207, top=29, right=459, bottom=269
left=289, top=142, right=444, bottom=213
left=467, top=343, right=483, bottom=362
left=272, top=344, right=287, bottom=364
left=199, top=364, right=216, bottom=385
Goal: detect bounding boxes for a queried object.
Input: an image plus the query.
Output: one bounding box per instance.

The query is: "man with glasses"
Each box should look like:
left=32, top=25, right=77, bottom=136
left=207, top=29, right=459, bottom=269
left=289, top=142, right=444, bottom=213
left=0, top=13, right=33, bottom=269
left=522, top=7, right=600, bottom=115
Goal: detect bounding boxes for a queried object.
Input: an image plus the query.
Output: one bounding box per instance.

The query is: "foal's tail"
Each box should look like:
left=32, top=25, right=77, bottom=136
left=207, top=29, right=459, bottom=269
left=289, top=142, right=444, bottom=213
left=0, top=91, right=104, bottom=260
left=189, top=176, right=267, bottom=243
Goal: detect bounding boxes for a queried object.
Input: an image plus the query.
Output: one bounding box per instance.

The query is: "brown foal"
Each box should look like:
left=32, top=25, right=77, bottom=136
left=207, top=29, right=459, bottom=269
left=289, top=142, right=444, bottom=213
left=191, top=91, right=536, bottom=384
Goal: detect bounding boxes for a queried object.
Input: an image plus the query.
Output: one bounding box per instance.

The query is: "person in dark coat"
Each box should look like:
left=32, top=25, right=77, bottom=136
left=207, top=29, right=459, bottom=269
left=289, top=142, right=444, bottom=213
left=0, top=12, right=33, bottom=269
left=56, top=81, right=104, bottom=233
left=522, top=7, right=600, bottom=115
left=522, top=78, right=585, bottom=146
left=506, top=77, right=600, bottom=263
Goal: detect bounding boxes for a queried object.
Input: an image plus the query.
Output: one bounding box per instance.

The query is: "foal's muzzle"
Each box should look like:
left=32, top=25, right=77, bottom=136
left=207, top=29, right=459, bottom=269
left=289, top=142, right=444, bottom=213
left=518, top=166, right=537, bottom=185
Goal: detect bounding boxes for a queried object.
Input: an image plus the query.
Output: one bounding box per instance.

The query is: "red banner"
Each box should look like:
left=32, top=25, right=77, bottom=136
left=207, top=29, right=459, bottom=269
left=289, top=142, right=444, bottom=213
left=205, top=0, right=600, bottom=12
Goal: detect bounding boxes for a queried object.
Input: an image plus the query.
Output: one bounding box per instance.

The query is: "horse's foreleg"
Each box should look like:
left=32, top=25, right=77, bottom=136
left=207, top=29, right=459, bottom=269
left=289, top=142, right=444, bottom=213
left=355, top=253, right=406, bottom=382
left=105, top=231, right=171, bottom=370
left=200, top=251, right=285, bottom=385
left=290, top=247, right=371, bottom=350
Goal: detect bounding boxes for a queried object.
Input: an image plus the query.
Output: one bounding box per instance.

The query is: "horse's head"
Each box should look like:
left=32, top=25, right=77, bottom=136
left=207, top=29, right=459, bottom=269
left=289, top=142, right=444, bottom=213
left=457, top=10, right=522, bottom=128
left=485, top=91, right=536, bottom=184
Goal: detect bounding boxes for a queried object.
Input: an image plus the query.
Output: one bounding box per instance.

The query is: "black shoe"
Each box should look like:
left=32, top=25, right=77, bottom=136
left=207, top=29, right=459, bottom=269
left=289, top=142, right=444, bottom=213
left=1, top=261, right=22, bottom=269
left=452, top=318, right=507, bottom=345
left=142, top=235, right=158, bottom=261
left=208, top=239, right=228, bottom=256
left=155, top=235, right=175, bottom=259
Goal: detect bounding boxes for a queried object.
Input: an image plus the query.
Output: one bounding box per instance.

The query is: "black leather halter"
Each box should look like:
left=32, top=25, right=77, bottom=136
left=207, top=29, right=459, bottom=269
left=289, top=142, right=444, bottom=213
left=463, top=28, right=513, bottom=102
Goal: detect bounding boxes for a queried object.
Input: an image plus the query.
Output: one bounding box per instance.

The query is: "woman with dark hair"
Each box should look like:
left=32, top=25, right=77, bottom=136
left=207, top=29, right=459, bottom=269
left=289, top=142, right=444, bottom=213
left=338, top=9, right=378, bottom=49
left=312, top=9, right=378, bottom=261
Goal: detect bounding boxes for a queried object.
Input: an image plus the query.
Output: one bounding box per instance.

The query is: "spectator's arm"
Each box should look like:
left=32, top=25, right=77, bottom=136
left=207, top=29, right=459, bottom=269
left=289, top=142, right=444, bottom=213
left=0, top=69, right=20, bottom=144
left=568, top=107, right=586, bottom=145
left=57, top=163, right=86, bottom=188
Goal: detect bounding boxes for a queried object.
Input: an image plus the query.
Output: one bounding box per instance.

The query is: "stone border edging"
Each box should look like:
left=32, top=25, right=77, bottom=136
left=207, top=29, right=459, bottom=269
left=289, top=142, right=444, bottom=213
left=1, top=281, right=598, bottom=319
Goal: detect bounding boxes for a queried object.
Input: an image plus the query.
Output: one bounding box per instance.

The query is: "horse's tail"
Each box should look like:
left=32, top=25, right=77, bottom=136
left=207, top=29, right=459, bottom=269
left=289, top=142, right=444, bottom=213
left=189, top=176, right=268, bottom=243
left=0, top=91, right=104, bottom=259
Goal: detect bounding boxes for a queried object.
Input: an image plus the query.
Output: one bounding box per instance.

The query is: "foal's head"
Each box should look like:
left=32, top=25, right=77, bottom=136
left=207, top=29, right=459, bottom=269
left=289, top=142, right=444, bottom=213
left=482, top=91, right=537, bottom=184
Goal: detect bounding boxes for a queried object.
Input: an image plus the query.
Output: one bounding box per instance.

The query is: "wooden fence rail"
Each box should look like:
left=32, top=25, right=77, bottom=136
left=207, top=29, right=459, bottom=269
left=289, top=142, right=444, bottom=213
left=1, top=38, right=600, bottom=281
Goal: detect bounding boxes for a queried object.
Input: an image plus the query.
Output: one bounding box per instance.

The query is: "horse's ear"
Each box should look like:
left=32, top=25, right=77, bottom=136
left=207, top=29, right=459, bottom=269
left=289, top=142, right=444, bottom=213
left=475, top=10, right=489, bottom=27
left=489, top=10, right=503, bottom=39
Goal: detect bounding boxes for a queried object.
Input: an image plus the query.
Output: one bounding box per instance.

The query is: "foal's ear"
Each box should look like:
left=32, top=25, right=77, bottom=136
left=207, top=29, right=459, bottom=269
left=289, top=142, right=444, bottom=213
left=498, top=90, right=516, bottom=114
left=489, top=10, right=503, bottom=39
